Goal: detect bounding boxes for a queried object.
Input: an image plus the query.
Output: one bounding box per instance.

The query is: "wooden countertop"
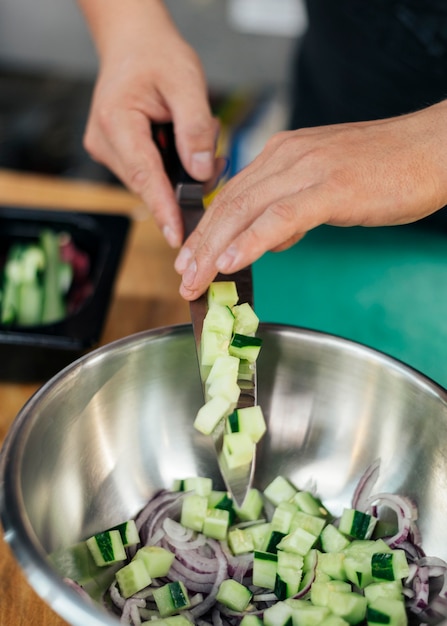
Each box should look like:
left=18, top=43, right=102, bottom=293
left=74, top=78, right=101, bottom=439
left=0, top=169, right=190, bottom=625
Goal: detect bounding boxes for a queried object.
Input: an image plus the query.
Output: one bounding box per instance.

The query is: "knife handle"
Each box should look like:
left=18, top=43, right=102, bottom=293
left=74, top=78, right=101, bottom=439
left=152, top=122, right=199, bottom=188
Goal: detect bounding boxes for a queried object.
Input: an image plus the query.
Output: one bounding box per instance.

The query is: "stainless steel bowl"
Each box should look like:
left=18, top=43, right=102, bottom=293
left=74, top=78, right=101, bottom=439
left=1, top=323, right=447, bottom=626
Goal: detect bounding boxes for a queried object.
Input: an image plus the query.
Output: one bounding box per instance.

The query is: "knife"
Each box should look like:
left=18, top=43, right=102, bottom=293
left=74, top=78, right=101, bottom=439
left=153, top=123, right=256, bottom=506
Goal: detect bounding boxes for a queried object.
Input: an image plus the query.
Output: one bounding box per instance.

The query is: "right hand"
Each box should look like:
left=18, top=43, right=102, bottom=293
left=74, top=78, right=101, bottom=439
left=82, top=2, right=219, bottom=247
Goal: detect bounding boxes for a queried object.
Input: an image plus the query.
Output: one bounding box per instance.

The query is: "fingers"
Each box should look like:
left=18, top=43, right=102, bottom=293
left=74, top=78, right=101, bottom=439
left=85, top=106, right=184, bottom=247
left=175, top=174, right=331, bottom=300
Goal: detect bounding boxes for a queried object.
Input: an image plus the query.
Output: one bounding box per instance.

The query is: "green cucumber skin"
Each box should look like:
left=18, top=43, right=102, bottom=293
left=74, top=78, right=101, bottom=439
left=170, top=581, right=189, bottom=609
left=94, top=533, right=115, bottom=563
left=231, top=333, right=263, bottom=349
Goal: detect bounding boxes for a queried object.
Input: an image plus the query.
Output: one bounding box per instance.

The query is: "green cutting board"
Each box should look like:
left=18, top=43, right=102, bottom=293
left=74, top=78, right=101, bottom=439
left=253, top=224, right=447, bottom=388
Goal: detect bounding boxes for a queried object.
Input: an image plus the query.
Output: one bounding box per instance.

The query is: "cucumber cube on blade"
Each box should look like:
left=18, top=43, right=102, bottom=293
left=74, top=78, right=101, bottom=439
left=207, top=281, right=239, bottom=307
left=221, top=432, right=255, bottom=469
left=229, top=333, right=263, bottom=363
left=203, top=303, right=235, bottom=336
left=232, top=302, right=260, bottom=335
left=227, top=406, right=267, bottom=443
left=194, top=395, right=232, bottom=435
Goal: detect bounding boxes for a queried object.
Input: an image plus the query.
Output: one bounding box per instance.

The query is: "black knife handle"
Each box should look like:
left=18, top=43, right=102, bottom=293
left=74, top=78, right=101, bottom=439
left=152, top=122, right=198, bottom=188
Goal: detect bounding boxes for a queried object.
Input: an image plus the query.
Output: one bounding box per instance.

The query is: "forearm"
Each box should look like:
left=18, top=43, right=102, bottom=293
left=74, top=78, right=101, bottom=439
left=77, top=0, right=178, bottom=62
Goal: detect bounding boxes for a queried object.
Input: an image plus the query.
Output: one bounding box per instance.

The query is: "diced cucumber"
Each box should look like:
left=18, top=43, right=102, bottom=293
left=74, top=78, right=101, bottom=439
left=327, top=590, right=368, bottom=624
left=208, top=490, right=236, bottom=523
left=232, top=302, right=260, bottom=335
left=180, top=494, right=208, bottom=532
left=194, top=395, right=232, bottom=435
left=200, top=329, right=230, bottom=367
left=339, top=509, right=378, bottom=540
left=134, top=546, right=175, bottom=578
left=293, top=491, right=331, bottom=519
left=290, top=511, right=327, bottom=537
left=115, top=559, right=152, bottom=598
left=240, top=615, right=264, bottom=626
left=344, top=554, right=374, bottom=589
left=277, top=526, right=318, bottom=556
left=317, top=551, right=347, bottom=581
left=265, top=530, right=287, bottom=554
left=363, top=581, right=403, bottom=604
left=275, top=567, right=302, bottom=600
left=206, top=354, right=240, bottom=385
left=227, top=406, right=267, bottom=443
left=310, top=580, right=352, bottom=607
left=366, top=598, right=407, bottom=626
left=264, top=476, right=298, bottom=506
left=287, top=600, right=332, bottom=626
left=203, top=507, right=230, bottom=540
left=253, top=550, right=278, bottom=589
left=202, top=303, right=235, bottom=336
left=228, top=527, right=255, bottom=555
left=235, top=487, right=264, bottom=521
left=183, top=476, right=213, bottom=496
left=321, top=524, right=351, bottom=553
left=321, top=616, right=350, bottom=626
left=271, top=502, right=298, bottom=534
left=371, top=550, right=410, bottom=582
left=229, top=333, right=263, bottom=363
left=277, top=550, right=304, bottom=576
left=207, top=281, right=239, bottom=307
left=108, top=519, right=140, bottom=547
left=86, top=529, right=126, bottom=567
left=221, top=432, right=255, bottom=469
left=216, top=579, right=252, bottom=611
left=153, top=581, right=191, bottom=617
left=244, top=521, right=272, bottom=550
left=263, top=600, right=293, bottom=626
left=207, top=375, right=241, bottom=404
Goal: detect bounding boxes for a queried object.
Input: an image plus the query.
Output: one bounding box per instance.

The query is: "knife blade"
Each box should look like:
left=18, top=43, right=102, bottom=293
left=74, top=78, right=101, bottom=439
left=154, top=123, right=256, bottom=506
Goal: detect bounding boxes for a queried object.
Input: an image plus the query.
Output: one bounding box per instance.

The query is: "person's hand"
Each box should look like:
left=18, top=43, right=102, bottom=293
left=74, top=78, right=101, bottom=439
left=79, top=0, right=219, bottom=248
left=175, top=101, right=447, bottom=299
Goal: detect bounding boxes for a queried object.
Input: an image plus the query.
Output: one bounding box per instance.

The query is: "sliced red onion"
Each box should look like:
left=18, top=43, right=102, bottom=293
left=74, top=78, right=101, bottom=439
left=190, top=539, right=229, bottom=618
left=351, top=458, right=381, bottom=511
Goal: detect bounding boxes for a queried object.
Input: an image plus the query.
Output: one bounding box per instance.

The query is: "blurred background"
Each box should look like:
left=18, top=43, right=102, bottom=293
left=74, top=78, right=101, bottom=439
left=0, top=0, right=305, bottom=181
left=2, top=0, right=447, bottom=388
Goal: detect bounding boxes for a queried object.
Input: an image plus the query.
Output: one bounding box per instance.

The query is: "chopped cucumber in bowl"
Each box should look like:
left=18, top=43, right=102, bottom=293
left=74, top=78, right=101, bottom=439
left=59, top=462, right=446, bottom=626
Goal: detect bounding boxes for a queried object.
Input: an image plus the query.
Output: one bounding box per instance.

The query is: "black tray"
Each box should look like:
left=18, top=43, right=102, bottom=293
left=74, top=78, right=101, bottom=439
left=0, top=206, right=131, bottom=382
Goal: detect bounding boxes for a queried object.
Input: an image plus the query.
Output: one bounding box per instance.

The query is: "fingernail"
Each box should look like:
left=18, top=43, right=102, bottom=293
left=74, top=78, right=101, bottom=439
left=163, top=225, right=181, bottom=248
left=182, top=259, right=197, bottom=288
left=191, top=151, right=213, bottom=179
left=175, top=246, right=192, bottom=272
left=216, top=245, right=238, bottom=272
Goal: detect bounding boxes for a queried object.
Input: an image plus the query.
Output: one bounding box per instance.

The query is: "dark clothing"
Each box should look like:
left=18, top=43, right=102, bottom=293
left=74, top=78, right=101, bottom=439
left=289, top=0, right=447, bottom=128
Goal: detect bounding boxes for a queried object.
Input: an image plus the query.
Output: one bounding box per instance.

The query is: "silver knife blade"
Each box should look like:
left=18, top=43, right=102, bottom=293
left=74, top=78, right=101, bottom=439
left=177, top=181, right=257, bottom=507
